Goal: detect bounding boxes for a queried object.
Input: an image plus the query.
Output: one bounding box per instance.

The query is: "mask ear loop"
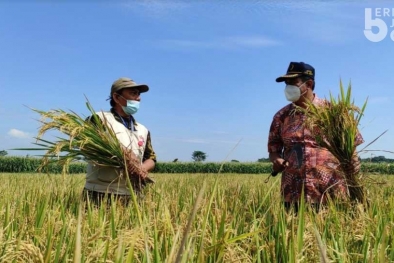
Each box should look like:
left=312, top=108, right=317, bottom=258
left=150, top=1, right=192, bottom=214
left=298, top=81, right=309, bottom=97
left=114, top=94, right=126, bottom=106
left=299, top=88, right=308, bottom=97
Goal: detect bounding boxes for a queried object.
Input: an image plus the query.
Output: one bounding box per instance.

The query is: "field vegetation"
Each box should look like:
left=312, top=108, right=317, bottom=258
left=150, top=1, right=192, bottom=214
left=1, top=172, right=394, bottom=262
left=1, top=156, right=394, bottom=175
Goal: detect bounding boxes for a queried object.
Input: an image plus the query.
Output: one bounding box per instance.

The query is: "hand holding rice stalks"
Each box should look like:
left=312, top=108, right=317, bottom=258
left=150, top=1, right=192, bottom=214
left=19, top=99, right=154, bottom=189
left=297, top=80, right=367, bottom=202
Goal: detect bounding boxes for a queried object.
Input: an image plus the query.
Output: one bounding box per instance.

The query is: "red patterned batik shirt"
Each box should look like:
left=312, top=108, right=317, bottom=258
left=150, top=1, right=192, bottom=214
left=267, top=96, right=364, bottom=204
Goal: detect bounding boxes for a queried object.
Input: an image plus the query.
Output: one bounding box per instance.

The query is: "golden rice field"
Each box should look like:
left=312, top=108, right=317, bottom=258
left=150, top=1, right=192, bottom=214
left=1, top=172, right=394, bottom=263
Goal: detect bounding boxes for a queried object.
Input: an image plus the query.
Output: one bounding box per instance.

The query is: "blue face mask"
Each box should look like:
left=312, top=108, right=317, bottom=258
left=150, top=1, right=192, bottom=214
left=121, top=100, right=140, bottom=115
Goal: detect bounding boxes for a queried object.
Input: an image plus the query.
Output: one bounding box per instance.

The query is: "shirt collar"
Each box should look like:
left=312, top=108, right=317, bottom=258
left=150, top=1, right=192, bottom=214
left=111, top=108, right=138, bottom=126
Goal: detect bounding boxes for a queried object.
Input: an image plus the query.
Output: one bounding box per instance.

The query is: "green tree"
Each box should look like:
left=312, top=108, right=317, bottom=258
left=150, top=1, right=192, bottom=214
left=192, top=151, right=207, bottom=162
left=371, top=155, right=387, bottom=163
left=0, top=150, right=8, bottom=156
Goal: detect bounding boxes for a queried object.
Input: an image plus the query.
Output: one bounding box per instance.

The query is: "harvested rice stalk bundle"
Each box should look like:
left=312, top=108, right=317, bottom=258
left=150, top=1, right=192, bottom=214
left=20, top=100, right=154, bottom=189
left=297, top=80, right=367, bottom=202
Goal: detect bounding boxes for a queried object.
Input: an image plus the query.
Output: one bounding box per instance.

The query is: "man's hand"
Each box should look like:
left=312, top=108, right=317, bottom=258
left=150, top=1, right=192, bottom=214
left=269, top=152, right=288, bottom=176
left=272, top=158, right=289, bottom=174
left=141, top=159, right=155, bottom=173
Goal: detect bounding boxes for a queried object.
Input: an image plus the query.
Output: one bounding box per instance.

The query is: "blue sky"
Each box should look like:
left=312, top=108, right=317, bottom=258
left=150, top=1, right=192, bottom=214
left=1, top=0, right=393, bottom=162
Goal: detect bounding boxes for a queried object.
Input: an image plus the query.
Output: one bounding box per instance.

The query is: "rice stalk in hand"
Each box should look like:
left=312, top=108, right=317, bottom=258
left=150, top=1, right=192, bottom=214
left=17, top=99, right=154, bottom=190
left=297, top=80, right=367, bottom=202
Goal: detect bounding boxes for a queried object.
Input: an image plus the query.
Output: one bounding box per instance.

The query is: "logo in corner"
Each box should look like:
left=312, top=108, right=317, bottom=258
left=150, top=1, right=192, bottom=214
left=364, top=8, right=394, bottom=42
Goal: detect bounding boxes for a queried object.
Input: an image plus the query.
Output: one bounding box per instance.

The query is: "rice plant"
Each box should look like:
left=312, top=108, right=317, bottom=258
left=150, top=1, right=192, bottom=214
left=298, top=80, right=367, bottom=202
left=1, top=172, right=394, bottom=262
left=14, top=99, right=153, bottom=190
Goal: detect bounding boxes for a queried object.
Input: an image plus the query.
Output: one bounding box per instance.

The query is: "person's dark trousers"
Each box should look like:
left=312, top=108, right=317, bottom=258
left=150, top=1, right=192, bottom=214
left=284, top=202, right=321, bottom=213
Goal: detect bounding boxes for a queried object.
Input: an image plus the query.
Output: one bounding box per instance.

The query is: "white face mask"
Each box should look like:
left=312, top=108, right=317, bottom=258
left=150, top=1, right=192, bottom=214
left=284, top=82, right=307, bottom=102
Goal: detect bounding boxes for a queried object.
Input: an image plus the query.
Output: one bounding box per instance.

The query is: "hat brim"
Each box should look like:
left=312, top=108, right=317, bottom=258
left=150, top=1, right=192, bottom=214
left=275, top=73, right=302, bottom=82
left=135, top=84, right=149, bottom=93
left=122, top=84, right=149, bottom=93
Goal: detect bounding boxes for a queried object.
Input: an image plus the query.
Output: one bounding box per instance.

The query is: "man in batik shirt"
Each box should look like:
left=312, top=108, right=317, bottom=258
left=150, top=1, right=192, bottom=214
left=268, top=62, right=363, bottom=211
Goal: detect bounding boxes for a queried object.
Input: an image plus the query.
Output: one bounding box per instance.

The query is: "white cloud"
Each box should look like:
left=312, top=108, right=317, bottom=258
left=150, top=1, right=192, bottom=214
left=122, top=0, right=190, bottom=17
left=160, top=35, right=281, bottom=50
left=179, top=138, right=211, bottom=144
left=8, top=129, right=31, bottom=139
left=226, top=36, right=282, bottom=47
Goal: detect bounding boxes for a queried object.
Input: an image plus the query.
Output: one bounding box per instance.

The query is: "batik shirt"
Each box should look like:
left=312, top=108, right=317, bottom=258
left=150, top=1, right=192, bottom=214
left=268, top=95, right=363, bottom=204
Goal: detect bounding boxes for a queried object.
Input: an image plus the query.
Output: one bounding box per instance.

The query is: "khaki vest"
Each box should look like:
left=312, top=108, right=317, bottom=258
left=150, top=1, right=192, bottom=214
left=84, top=112, right=148, bottom=195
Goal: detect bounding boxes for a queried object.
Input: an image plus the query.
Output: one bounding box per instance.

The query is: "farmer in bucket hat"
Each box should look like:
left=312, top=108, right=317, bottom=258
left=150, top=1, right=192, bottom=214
left=83, top=77, right=156, bottom=206
left=267, top=62, right=364, bottom=212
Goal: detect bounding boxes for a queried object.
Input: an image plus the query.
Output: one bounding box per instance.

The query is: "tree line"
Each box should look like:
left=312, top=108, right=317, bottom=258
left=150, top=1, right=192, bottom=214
left=2, top=149, right=393, bottom=163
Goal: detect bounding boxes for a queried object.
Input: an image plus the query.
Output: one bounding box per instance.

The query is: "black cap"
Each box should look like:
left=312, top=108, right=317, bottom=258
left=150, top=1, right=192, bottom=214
left=276, top=62, right=315, bottom=82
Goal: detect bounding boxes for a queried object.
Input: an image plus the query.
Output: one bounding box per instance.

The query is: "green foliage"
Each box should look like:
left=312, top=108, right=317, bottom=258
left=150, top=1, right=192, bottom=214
left=192, top=151, right=207, bottom=162
left=0, top=150, right=7, bottom=156
left=0, top=156, right=273, bottom=174
left=362, top=156, right=394, bottom=163
left=154, top=162, right=273, bottom=174
left=2, top=156, right=394, bottom=175
left=0, top=156, right=86, bottom=173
